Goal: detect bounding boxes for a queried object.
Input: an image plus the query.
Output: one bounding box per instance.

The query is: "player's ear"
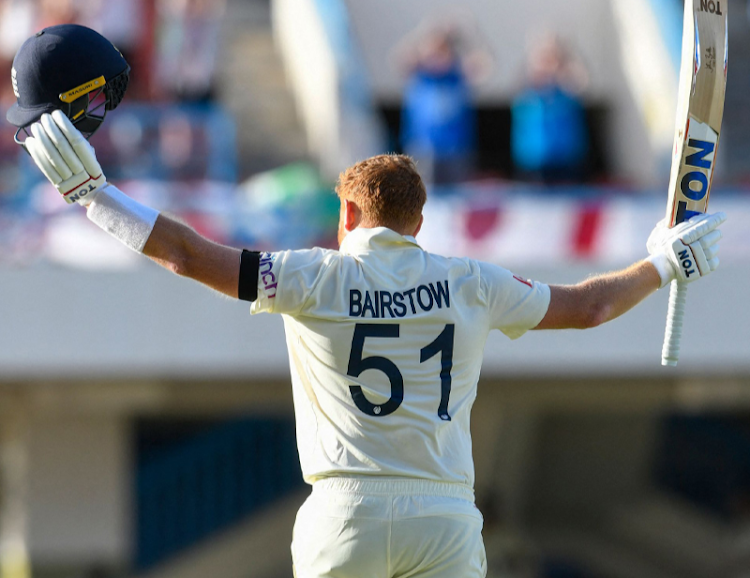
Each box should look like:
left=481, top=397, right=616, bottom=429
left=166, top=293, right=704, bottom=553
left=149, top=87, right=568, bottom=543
left=344, top=199, right=361, bottom=231
left=412, top=214, right=424, bottom=237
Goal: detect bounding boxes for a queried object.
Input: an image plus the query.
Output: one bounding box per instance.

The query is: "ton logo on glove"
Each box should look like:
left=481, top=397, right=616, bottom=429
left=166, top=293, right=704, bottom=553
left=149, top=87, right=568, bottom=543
left=678, top=249, right=696, bottom=279
left=69, top=183, right=100, bottom=204
left=25, top=110, right=108, bottom=205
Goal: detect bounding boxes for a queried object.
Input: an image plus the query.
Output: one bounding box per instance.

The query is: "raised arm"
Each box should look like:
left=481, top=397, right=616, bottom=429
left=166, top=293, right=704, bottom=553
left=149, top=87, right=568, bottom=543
left=534, top=212, right=726, bottom=330
left=535, top=261, right=659, bottom=329
left=141, top=214, right=241, bottom=298
left=24, top=110, right=243, bottom=298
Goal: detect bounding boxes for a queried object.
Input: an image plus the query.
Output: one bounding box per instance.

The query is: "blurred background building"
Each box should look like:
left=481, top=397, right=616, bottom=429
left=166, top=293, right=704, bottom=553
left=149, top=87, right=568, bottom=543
left=0, top=0, right=748, bottom=577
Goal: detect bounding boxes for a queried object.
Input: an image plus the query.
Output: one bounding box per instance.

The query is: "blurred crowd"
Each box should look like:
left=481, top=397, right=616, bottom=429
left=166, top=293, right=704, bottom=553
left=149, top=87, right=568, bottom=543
left=392, top=14, right=493, bottom=186
left=0, top=0, right=302, bottom=263
left=0, top=1, right=599, bottom=177
left=0, top=1, right=672, bottom=264
left=511, top=31, right=590, bottom=185
left=0, top=1, right=596, bottom=190
left=0, top=0, right=230, bottom=185
left=0, top=0, right=226, bottom=106
left=392, top=15, right=592, bottom=187
left=0, top=2, right=236, bottom=184
left=0, top=0, right=612, bottom=265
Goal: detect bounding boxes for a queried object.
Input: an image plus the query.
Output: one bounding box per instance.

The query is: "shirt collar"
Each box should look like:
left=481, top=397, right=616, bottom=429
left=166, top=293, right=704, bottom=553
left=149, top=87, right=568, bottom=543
left=339, top=227, right=421, bottom=256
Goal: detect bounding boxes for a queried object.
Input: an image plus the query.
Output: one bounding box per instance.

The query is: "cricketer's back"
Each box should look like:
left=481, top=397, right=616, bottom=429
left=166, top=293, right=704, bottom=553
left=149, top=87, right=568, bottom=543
left=251, top=227, right=550, bottom=485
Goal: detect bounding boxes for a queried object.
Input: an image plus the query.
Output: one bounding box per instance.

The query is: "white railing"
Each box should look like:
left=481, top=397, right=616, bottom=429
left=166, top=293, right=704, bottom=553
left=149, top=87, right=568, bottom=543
left=272, top=0, right=385, bottom=180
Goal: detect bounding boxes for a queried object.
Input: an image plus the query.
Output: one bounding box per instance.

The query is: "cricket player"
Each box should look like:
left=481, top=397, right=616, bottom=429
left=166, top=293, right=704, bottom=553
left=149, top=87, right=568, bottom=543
left=9, top=26, right=725, bottom=578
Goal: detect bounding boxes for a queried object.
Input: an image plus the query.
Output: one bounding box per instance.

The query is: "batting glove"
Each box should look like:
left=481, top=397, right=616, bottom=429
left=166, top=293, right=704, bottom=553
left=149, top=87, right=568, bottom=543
left=646, top=212, right=726, bottom=288
left=25, top=110, right=106, bottom=206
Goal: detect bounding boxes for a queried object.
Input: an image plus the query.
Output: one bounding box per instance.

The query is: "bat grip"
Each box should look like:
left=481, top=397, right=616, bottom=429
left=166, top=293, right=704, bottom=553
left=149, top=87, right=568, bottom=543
left=661, top=280, right=688, bottom=366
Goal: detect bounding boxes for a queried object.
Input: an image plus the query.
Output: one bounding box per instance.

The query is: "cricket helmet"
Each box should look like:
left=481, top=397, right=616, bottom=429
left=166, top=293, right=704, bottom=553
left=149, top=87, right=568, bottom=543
left=7, top=24, right=130, bottom=141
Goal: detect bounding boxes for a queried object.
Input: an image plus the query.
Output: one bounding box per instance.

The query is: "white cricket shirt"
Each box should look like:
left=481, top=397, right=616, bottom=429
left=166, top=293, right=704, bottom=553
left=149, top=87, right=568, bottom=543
left=251, top=227, right=550, bottom=486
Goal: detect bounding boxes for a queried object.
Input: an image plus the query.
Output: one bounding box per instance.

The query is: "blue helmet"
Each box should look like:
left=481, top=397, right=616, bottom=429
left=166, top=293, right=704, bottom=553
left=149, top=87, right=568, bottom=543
left=7, top=24, right=130, bottom=140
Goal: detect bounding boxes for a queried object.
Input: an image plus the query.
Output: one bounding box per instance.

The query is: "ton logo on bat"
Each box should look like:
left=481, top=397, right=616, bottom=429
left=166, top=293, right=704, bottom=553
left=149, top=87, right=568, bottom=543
left=701, top=0, right=724, bottom=14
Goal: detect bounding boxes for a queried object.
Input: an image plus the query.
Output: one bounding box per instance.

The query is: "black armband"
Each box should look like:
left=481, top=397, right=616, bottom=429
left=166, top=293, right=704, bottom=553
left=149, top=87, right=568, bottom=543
left=238, top=250, right=261, bottom=302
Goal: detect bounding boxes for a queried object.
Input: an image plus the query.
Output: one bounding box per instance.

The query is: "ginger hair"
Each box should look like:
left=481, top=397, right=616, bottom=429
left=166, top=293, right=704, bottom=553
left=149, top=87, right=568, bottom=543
left=335, top=154, right=427, bottom=232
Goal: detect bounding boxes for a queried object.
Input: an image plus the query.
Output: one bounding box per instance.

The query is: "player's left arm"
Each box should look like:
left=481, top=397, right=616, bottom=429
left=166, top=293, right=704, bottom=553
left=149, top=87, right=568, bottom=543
left=534, top=212, right=726, bottom=330
left=141, top=215, right=241, bottom=298
left=24, top=110, right=244, bottom=299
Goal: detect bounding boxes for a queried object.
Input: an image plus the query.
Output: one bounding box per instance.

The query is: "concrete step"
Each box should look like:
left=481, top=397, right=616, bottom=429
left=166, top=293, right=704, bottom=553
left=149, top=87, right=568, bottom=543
left=605, top=494, right=731, bottom=578
left=532, top=526, right=681, bottom=578
left=223, top=0, right=271, bottom=29
left=216, top=0, right=309, bottom=177
left=133, top=491, right=308, bottom=578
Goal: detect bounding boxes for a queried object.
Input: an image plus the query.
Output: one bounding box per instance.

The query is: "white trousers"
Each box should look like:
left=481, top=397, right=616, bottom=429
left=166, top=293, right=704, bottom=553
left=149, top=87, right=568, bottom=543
left=291, top=478, right=487, bottom=578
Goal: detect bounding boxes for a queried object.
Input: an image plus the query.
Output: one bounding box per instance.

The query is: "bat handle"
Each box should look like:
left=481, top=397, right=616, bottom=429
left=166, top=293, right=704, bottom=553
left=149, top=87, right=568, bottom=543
left=661, top=280, right=688, bottom=366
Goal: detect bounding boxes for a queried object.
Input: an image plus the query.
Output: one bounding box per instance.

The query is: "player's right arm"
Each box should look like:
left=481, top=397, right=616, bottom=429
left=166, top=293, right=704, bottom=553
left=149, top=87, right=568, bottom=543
left=535, top=261, right=661, bottom=330
left=534, top=212, right=725, bottom=330
left=24, top=110, right=243, bottom=299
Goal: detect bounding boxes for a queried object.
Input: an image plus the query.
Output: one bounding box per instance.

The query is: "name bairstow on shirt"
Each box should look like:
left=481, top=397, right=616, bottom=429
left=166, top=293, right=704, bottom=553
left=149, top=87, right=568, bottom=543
left=349, top=280, right=450, bottom=318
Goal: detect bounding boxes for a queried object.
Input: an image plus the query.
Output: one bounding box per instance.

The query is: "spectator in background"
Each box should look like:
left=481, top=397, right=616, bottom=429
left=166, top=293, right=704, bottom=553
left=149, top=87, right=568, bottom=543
left=511, top=31, right=590, bottom=184
left=393, top=15, right=492, bottom=186
left=35, top=0, right=78, bottom=28
left=77, top=0, right=146, bottom=97
left=78, top=0, right=143, bottom=57
left=0, top=0, right=80, bottom=108
left=0, top=0, right=146, bottom=106
left=0, top=0, right=34, bottom=108
left=154, top=0, right=226, bottom=103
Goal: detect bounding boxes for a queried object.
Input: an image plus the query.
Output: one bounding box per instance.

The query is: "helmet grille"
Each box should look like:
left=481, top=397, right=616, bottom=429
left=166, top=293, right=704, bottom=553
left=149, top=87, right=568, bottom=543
left=105, top=69, right=130, bottom=111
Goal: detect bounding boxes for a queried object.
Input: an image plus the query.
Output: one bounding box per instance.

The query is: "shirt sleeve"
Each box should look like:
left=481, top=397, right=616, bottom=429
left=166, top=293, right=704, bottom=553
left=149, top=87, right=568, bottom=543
left=478, top=261, right=551, bottom=339
left=250, top=248, right=332, bottom=316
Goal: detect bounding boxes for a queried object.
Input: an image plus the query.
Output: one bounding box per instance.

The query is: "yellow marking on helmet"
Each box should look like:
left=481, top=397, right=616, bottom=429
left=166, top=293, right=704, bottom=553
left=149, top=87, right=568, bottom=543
left=72, top=110, right=85, bottom=120
left=59, top=76, right=106, bottom=103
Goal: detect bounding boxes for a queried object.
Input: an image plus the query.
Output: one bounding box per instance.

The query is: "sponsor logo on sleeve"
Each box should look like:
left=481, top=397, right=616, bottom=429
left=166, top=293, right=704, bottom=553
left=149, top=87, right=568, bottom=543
left=259, top=252, right=278, bottom=299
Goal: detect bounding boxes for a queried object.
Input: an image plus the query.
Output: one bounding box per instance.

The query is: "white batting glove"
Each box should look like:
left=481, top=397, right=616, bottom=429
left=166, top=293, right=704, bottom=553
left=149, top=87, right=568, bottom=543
left=24, top=110, right=107, bottom=205
left=646, top=212, right=726, bottom=288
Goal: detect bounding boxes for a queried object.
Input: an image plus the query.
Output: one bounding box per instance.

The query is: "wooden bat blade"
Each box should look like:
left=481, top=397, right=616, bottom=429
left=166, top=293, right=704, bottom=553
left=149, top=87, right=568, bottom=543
left=662, top=0, right=727, bottom=367
left=666, top=0, right=728, bottom=227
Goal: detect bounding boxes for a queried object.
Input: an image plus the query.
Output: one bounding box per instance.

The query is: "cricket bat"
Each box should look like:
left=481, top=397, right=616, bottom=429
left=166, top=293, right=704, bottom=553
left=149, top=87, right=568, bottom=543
left=662, top=0, right=728, bottom=366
